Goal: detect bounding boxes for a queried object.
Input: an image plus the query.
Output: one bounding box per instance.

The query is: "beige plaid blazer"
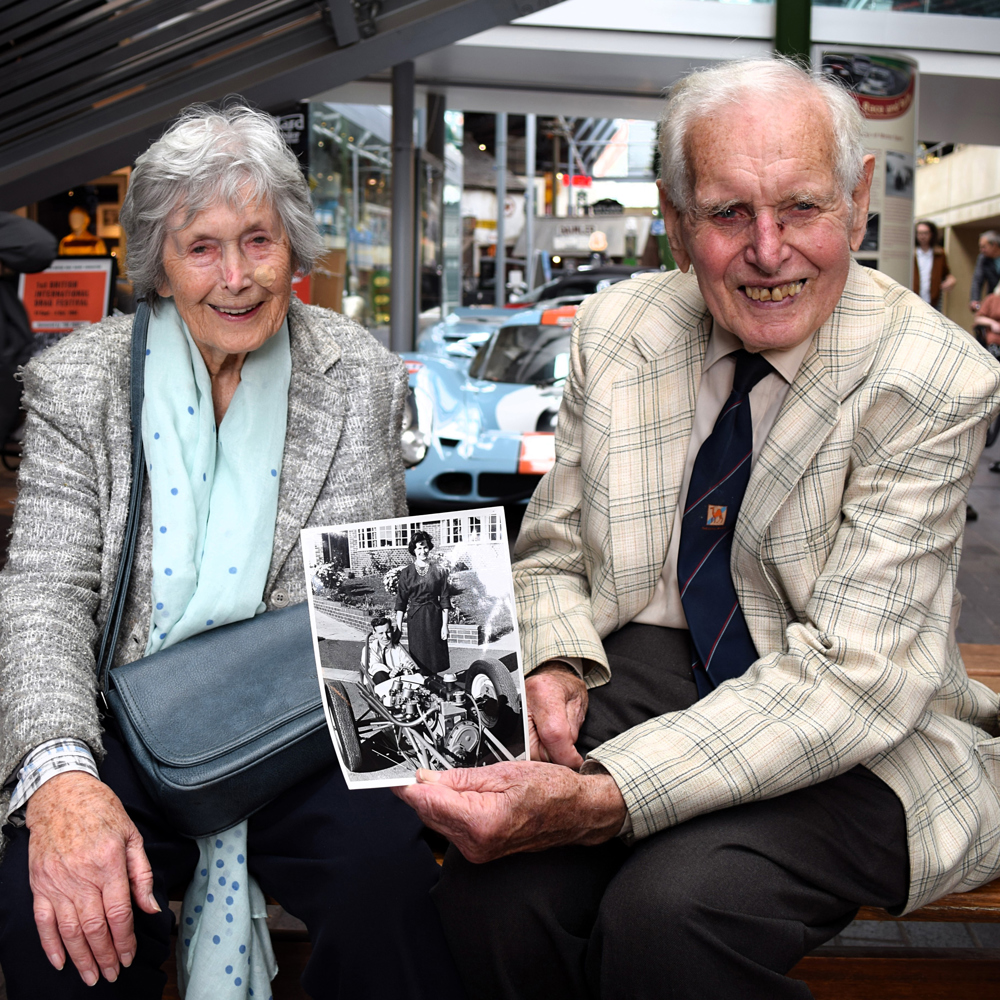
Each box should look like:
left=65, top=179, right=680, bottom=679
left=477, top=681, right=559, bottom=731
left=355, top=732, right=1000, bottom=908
left=513, top=262, right=1000, bottom=911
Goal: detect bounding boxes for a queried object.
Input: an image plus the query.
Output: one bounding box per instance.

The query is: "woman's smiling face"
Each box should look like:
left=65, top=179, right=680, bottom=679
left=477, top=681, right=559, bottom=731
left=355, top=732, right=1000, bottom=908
left=157, top=196, right=293, bottom=370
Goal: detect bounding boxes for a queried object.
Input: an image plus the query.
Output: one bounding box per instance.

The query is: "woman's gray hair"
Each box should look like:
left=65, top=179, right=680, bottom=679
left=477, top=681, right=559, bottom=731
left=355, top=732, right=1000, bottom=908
left=659, top=57, right=867, bottom=214
left=121, top=100, right=323, bottom=303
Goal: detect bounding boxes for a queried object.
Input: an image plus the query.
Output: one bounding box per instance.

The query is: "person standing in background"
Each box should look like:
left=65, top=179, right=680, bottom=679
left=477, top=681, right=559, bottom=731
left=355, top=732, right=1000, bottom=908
left=913, top=220, right=955, bottom=311
left=0, top=213, right=57, bottom=448
left=970, top=230, right=1000, bottom=313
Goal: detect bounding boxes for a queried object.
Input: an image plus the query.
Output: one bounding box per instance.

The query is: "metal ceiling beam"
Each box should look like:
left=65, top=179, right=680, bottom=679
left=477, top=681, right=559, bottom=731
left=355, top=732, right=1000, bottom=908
left=0, top=0, right=97, bottom=44
left=0, top=0, right=562, bottom=209
left=3, top=4, right=315, bottom=141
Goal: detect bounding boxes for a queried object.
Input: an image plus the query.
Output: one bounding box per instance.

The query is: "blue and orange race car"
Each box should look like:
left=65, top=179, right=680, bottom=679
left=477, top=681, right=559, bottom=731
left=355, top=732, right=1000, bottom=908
left=401, top=304, right=578, bottom=508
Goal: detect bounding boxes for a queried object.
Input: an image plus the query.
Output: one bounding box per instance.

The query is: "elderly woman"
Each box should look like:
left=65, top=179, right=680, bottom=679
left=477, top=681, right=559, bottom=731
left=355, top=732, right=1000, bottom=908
left=394, top=530, right=452, bottom=674
left=0, top=105, right=464, bottom=1000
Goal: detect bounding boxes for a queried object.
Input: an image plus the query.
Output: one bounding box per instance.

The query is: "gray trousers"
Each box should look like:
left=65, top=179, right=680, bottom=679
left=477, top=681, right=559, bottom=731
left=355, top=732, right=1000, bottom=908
left=433, top=623, right=909, bottom=1000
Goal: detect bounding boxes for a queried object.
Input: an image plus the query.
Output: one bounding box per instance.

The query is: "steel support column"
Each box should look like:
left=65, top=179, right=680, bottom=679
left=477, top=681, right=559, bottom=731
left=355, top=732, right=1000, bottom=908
left=774, top=0, right=811, bottom=62
left=391, top=60, right=416, bottom=353
left=524, top=113, right=537, bottom=293
left=568, top=133, right=576, bottom=217
left=494, top=111, right=507, bottom=307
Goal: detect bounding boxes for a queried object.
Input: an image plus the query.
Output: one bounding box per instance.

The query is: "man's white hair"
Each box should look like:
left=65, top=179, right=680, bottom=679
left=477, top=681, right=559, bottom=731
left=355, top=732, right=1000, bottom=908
left=121, top=100, right=323, bottom=304
left=659, top=57, right=867, bottom=213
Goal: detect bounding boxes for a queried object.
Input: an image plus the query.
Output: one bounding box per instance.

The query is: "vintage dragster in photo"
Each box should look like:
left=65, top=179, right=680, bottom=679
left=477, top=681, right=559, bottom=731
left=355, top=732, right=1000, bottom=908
left=323, top=645, right=523, bottom=774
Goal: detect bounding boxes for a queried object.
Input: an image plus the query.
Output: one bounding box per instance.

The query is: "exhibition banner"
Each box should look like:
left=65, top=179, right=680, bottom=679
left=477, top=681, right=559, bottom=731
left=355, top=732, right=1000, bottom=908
left=18, top=257, right=113, bottom=335
left=820, top=52, right=918, bottom=288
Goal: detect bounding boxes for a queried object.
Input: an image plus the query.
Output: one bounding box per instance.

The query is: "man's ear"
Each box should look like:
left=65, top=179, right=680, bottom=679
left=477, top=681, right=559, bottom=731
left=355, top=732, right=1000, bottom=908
left=848, top=154, right=876, bottom=252
left=657, top=180, right=691, bottom=273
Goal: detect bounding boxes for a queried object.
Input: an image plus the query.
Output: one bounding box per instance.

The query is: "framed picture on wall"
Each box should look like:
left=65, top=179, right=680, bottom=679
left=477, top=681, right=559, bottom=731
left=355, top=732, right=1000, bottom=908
left=97, top=204, right=121, bottom=239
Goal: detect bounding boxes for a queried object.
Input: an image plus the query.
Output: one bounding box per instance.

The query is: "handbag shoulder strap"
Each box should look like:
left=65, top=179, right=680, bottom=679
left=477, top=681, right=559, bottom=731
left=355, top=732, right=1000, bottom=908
left=97, top=301, right=150, bottom=704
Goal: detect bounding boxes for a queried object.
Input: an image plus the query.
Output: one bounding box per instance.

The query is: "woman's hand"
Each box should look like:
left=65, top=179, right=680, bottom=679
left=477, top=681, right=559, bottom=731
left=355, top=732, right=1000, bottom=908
left=25, top=772, right=160, bottom=986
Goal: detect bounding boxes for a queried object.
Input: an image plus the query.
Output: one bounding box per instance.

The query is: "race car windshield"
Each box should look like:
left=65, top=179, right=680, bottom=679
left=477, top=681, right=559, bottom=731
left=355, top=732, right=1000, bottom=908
left=469, top=326, right=572, bottom=385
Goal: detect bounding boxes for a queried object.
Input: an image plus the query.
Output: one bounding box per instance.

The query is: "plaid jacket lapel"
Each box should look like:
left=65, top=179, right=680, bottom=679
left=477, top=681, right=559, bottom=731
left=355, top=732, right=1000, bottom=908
left=607, top=283, right=712, bottom=626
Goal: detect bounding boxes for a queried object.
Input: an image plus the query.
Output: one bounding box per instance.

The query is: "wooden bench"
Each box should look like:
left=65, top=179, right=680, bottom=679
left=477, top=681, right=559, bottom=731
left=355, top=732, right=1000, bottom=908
left=790, top=877, right=1000, bottom=998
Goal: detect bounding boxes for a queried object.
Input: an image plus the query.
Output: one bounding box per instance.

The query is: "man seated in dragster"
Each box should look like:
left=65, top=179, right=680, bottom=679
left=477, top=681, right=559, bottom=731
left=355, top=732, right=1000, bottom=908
left=363, top=616, right=423, bottom=701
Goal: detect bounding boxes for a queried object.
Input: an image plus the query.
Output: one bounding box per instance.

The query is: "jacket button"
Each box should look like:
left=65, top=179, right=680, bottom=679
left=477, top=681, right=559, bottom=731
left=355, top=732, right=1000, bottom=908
left=271, top=589, right=289, bottom=608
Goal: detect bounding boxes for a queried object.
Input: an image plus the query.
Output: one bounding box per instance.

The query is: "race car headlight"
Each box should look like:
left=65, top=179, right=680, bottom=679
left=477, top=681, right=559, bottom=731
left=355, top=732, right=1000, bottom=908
left=401, top=428, right=430, bottom=467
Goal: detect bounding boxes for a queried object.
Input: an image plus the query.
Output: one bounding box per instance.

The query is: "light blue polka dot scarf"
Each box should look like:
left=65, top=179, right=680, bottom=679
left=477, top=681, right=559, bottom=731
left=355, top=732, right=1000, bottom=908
left=142, top=299, right=290, bottom=999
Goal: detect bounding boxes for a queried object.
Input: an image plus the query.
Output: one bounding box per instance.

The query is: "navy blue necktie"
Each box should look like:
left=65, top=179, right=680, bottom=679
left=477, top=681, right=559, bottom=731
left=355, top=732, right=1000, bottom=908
left=678, top=349, right=776, bottom=698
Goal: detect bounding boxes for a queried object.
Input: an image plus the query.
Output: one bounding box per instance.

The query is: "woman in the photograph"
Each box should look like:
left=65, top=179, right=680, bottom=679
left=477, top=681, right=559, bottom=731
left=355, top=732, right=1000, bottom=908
left=0, top=103, right=464, bottom=1000
left=395, top=531, right=452, bottom=674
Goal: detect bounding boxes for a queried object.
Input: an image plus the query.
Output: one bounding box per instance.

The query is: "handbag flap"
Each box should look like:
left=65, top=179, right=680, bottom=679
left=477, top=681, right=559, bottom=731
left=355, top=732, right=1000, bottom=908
left=109, top=602, right=322, bottom=767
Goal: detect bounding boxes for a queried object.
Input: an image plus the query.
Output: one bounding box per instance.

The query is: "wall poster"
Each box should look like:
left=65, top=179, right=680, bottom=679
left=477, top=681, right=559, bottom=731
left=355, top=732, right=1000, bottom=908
left=819, top=51, right=918, bottom=288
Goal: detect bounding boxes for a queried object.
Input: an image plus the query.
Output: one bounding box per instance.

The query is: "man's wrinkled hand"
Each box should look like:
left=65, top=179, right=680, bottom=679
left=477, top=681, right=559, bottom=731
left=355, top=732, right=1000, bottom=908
left=25, top=771, right=160, bottom=986
left=526, top=663, right=589, bottom=768
left=394, top=761, right=626, bottom=862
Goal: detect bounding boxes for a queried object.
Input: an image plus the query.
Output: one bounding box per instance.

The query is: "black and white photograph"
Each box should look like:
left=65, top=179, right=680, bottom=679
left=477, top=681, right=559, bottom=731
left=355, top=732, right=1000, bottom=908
left=300, top=507, right=528, bottom=788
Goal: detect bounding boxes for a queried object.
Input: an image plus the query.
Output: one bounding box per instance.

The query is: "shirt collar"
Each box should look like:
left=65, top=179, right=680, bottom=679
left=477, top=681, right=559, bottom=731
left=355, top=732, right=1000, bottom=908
left=703, top=320, right=814, bottom=385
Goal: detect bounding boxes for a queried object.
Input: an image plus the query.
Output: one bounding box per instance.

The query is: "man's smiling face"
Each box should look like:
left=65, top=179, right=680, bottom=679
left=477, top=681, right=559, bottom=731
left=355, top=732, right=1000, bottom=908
left=661, top=91, right=874, bottom=353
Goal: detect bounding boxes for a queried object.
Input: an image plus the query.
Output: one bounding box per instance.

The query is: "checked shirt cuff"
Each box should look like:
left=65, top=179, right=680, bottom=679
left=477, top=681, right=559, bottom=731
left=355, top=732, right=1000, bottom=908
left=5, top=739, right=99, bottom=827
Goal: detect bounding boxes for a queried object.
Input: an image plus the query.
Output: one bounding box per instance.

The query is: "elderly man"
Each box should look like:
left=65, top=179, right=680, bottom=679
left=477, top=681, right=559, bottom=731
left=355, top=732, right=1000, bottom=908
left=970, top=230, right=1000, bottom=312
left=398, top=58, right=1000, bottom=999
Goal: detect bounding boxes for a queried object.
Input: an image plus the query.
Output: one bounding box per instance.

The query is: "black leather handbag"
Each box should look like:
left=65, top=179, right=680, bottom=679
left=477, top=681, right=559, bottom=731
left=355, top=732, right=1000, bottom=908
left=96, top=303, right=335, bottom=839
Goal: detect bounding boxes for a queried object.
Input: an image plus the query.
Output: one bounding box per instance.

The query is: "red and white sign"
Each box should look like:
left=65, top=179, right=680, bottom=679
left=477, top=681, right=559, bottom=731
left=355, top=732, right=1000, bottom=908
left=18, top=258, right=113, bottom=335
left=291, top=272, right=311, bottom=304
left=518, top=432, right=555, bottom=475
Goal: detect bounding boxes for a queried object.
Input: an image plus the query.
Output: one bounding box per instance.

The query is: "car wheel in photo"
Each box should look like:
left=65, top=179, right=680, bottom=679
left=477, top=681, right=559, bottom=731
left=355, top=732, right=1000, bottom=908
left=326, top=681, right=362, bottom=771
left=465, top=657, right=520, bottom=729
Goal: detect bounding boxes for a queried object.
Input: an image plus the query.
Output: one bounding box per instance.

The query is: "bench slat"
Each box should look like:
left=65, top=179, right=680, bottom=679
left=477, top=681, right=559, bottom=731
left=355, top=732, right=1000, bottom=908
left=789, top=954, right=1000, bottom=999
left=856, top=877, right=1000, bottom=922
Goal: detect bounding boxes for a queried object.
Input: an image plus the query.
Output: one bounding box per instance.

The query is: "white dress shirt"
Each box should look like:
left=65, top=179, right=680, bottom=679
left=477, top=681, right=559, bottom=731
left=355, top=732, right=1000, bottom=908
left=915, top=246, right=934, bottom=304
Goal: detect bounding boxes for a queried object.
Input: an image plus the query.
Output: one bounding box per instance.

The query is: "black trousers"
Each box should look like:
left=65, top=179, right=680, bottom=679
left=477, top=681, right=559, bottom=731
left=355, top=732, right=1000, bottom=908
left=434, top=623, right=910, bottom=1000
left=0, top=730, right=466, bottom=1000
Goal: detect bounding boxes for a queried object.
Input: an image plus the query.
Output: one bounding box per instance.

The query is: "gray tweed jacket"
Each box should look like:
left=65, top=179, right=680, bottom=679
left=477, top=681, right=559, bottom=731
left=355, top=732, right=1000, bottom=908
left=0, top=297, right=408, bottom=858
